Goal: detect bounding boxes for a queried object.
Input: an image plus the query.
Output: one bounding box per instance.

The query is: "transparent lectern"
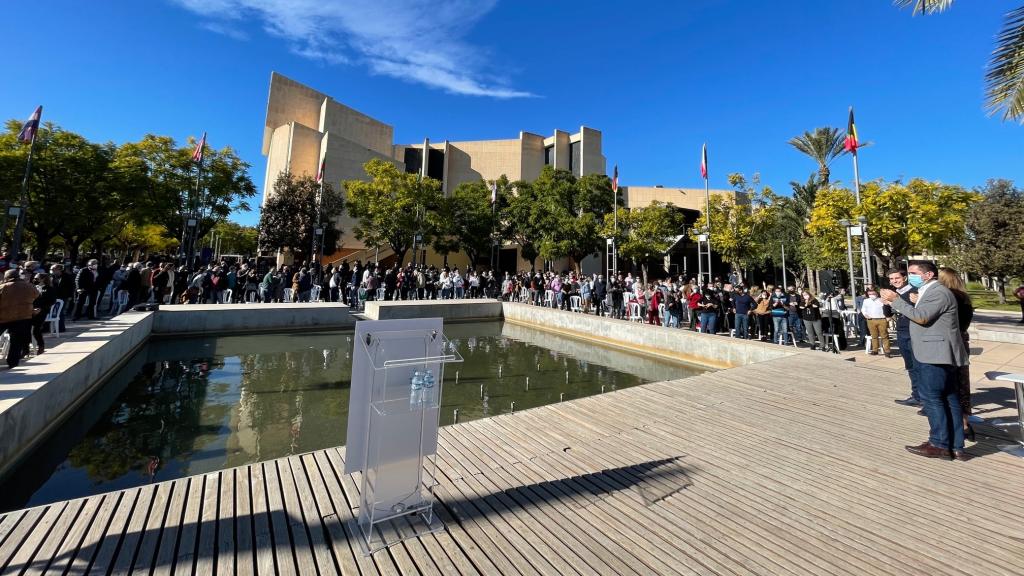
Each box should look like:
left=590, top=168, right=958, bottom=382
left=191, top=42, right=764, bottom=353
left=344, top=318, right=463, bottom=555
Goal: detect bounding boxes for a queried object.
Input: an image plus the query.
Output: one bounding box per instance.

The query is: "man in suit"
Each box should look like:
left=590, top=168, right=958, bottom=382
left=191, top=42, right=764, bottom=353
left=73, top=259, right=100, bottom=320
left=888, top=269, right=922, bottom=407
left=880, top=260, right=969, bottom=461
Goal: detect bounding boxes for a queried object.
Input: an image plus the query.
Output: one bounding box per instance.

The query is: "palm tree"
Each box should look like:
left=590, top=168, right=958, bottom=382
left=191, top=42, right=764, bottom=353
left=787, top=127, right=848, bottom=185
left=895, top=1, right=1024, bottom=122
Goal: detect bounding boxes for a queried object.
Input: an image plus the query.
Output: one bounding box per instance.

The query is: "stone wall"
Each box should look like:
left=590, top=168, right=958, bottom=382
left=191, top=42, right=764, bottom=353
left=151, top=303, right=355, bottom=334
left=364, top=299, right=503, bottom=322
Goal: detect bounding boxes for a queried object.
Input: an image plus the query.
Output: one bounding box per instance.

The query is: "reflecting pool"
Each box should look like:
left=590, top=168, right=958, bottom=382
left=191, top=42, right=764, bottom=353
left=0, top=322, right=706, bottom=510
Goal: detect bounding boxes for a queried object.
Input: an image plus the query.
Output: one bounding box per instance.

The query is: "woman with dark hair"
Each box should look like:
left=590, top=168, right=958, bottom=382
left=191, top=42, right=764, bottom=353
left=936, top=266, right=975, bottom=441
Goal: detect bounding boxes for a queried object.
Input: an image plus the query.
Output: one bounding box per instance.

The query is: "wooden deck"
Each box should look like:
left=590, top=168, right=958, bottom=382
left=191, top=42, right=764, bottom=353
left=1, top=352, right=1022, bottom=575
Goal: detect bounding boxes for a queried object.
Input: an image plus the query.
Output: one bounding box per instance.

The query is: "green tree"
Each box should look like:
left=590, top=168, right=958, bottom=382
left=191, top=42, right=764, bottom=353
left=117, top=134, right=256, bottom=242
left=433, top=177, right=506, bottom=269
left=258, top=172, right=345, bottom=261
left=895, top=1, right=1024, bottom=121
left=212, top=220, right=259, bottom=256
left=602, top=201, right=682, bottom=283
left=955, top=179, right=1024, bottom=303
left=502, top=180, right=544, bottom=269
left=526, top=166, right=616, bottom=272
left=804, top=187, right=858, bottom=271
left=787, top=127, right=848, bottom=185
left=344, top=159, right=443, bottom=265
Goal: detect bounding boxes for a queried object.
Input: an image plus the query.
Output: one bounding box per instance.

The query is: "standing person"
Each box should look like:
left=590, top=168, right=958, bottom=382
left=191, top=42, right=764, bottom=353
left=140, top=262, right=154, bottom=303
left=152, top=263, right=171, bottom=305
left=124, top=263, right=143, bottom=308
left=732, top=287, right=754, bottom=339
left=889, top=269, right=922, bottom=407
left=29, top=273, right=56, bottom=356
left=769, top=286, right=789, bottom=344
left=49, top=263, right=74, bottom=332
left=798, top=290, right=828, bottom=351
left=753, top=289, right=772, bottom=341
left=0, top=269, right=38, bottom=368
left=786, top=286, right=805, bottom=343
left=592, top=276, right=607, bottom=316
left=860, top=287, right=892, bottom=357
left=937, top=267, right=976, bottom=442
left=687, top=288, right=702, bottom=330
left=1015, top=282, right=1024, bottom=324
left=697, top=289, right=719, bottom=334
left=880, top=260, right=969, bottom=461
left=73, top=259, right=100, bottom=320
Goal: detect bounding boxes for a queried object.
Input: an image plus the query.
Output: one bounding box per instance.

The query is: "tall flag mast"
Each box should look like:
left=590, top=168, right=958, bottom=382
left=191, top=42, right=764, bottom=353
left=185, top=132, right=207, bottom=272
left=700, top=142, right=709, bottom=230
left=11, top=105, right=42, bottom=259
left=844, top=108, right=861, bottom=204
left=844, top=107, right=873, bottom=293
left=313, top=158, right=326, bottom=265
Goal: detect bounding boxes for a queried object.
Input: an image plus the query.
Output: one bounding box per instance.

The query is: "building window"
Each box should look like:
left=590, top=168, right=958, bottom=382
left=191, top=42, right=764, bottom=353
left=404, top=148, right=423, bottom=175
left=569, top=141, right=581, bottom=174
left=544, top=145, right=554, bottom=166
left=427, top=149, right=445, bottom=181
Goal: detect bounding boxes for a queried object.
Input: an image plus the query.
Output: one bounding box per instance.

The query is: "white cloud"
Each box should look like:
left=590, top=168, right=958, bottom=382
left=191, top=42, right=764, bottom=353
left=200, top=21, right=249, bottom=41
left=173, top=0, right=534, bottom=98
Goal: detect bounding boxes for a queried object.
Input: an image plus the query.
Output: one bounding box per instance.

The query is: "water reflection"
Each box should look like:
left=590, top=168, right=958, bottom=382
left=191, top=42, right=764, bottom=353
left=1, top=322, right=704, bottom=511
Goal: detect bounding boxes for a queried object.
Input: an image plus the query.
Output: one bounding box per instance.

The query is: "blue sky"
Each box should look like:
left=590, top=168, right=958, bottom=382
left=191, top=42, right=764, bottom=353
left=3, top=1, right=1021, bottom=226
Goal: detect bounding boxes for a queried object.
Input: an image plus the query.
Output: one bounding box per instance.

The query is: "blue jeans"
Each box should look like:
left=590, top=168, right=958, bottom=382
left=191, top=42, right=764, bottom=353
left=917, top=362, right=964, bottom=451
left=734, top=314, right=749, bottom=338
left=897, top=332, right=920, bottom=401
left=789, top=312, right=805, bottom=340
left=699, top=311, right=717, bottom=334
left=772, top=315, right=789, bottom=340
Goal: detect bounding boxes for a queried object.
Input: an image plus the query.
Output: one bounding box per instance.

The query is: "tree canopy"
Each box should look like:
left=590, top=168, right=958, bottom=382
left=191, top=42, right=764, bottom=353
left=258, top=171, right=345, bottom=261
left=602, top=201, right=682, bottom=282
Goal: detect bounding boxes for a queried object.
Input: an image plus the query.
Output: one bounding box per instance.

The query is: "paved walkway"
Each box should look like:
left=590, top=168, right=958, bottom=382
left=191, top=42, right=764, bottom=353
left=0, top=353, right=1021, bottom=575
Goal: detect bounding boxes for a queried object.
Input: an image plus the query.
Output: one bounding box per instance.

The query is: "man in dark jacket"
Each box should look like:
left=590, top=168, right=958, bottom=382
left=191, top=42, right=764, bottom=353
left=49, top=263, right=74, bottom=331
left=0, top=269, right=38, bottom=367
left=889, top=269, right=922, bottom=407
left=73, top=259, right=100, bottom=320
left=593, top=275, right=607, bottom=316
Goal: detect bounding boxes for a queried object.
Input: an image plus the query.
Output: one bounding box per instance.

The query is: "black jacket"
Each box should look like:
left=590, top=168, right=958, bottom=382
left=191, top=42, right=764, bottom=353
left=75, top=268, right=98, bottom=292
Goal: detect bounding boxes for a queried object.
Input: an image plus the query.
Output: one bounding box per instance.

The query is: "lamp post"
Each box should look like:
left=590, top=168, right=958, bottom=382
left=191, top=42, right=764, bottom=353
left=858, top=215, right=873, bottom=287
left=839, top=219, right=857, bottom=306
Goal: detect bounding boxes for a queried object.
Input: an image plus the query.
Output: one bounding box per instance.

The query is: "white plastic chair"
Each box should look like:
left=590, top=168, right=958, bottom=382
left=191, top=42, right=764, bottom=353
left=283, top=288, right=294, bottom=302
left=246, top=291, right=258, bottom=303
left=778, top=330, right=797, bottom=346
left=115, top=290, right=129, bottom=314
left=310, top=285, right=322, bottom=302
left=518, top=287, right=528, bottom=302
left=46, top=300, right=64, bottom=337
left=629, top=302, right=643, bottom=322
left=544, top=290, right=555, bottom=308
left=221, top=289, right=233, bottom=304
left=376, top=288, right=385, bottom=301
left=570, top=295, right=582, bottom=313
left=0, top=331, right=8, bottom=359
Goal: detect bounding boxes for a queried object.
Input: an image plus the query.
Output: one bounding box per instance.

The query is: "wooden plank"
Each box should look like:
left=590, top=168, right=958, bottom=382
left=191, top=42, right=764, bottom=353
left=64, top=492, right=122, bottom=575
left=234, top=466, right=255, bottom=576
left=263, top=460, right=297, bottom=576
left=300, top=453, right=360, bottom=576
left=194, top=473, right=221, bottom=576
left=110, top=485, right=157, bottom=576
left=276, top=458, right=326, bottom=576
left=91, top=489, right=140, bottom=575
left=4, top=503, right=69, bottom=574
left=41, top=494, right=106, bottom=576
left=249, top=462, right=276, bottom=576
left=129, top=481, right=173, bottom=575
left=22, top=499, right=84, bottom=575
left=173, top=474, right=206, bottom=575
left=152, top=480, right=189, bottom=576
left=0, top=509, right=26, bottom=553
left=0, top=506, right=48, bottom=569
left=216, top=470, right=236, bottom=576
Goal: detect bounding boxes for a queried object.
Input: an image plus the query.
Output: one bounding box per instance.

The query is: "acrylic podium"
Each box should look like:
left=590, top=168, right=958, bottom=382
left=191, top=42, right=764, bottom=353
left=344, top=318, right=463, bottom=555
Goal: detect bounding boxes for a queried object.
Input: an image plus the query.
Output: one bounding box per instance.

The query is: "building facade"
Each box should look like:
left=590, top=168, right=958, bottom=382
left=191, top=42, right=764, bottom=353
left=262, top=72, right=737, bottom=275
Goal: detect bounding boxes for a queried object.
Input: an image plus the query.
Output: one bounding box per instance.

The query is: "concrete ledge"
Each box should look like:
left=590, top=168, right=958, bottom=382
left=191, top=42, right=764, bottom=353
left=364, top=299, right=503, bottom=322
left=152, top=303, right=355, bottom=334
left=0, top=312, right=153, bottom=477
left=501, top=302, right=795, bottom=369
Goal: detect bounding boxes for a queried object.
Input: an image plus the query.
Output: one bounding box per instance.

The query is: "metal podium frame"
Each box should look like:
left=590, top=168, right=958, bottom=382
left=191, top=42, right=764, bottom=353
left=344, top=318, right=463, bottom=555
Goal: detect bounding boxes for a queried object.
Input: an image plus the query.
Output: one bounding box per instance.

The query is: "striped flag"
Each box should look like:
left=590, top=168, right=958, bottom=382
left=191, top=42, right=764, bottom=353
left=490, top=181, right=497, bottom=204
left=316, top=158, right=326, bottom=184
left=844, top=107, right=859, bottom=154
left=18, top=105, right=42, bottom=144
left=700, top=143, right=708, bottom=180
left=612, top=165, right=618, bottom=193
left=191, top=132, right=207, bottom=163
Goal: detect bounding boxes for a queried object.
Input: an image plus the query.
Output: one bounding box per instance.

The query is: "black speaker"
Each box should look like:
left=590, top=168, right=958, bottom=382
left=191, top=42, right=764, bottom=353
left=132, top=303, right=160, bottom=312
left=818, top=270, right=844, bottom=290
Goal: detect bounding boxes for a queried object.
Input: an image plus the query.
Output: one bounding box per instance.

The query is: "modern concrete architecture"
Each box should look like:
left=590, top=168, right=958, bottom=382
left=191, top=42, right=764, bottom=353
left=261, top=72, right=740, bottom=274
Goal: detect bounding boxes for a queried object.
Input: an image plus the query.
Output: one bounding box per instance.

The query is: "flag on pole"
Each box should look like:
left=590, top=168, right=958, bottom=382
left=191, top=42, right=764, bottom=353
left=316, top=158, right=326, bottom=184
left=490, top=181, right=497, bottom=204
left=700, top=143, right=708, bottom=180
left=612, top=165, right=618, bottom=193
left=191, top=132, right=207, bottom=163
left=18, top=105, right=42, bottom=144
left=844, top=107, right=859, bottom=154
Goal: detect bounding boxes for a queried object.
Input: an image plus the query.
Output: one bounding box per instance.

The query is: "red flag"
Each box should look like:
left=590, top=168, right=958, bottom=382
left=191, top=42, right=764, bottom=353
left=700, top=143, right=708, bottom=180
left=612, top=165, right=618, bottom=193
left=316, top=158, right=326, bottom=183
left=844, top=108, right=859, bottom=154
left=191, top=132, right=207, bottom=163
left=18, top=105, right=42, bottom=144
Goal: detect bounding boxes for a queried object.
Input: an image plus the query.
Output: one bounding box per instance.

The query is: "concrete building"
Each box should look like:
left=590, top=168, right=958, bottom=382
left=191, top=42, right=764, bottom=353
left=261, top=72, right=739, bottom=276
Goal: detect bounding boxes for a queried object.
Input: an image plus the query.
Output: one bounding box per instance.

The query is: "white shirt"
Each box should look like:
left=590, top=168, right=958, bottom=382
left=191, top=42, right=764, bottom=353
left=861, top=296, right=887, bottom=319
left=915, top=279, right=936, bottom=305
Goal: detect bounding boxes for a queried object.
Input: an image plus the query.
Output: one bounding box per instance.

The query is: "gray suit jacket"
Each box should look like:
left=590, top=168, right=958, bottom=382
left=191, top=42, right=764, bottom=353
left=888, top=281, right=968, bottom=367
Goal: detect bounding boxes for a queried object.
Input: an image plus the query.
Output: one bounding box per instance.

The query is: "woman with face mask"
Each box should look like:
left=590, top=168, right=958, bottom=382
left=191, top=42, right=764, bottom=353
left=798, top=290, right=828, bottom=351
left=860, top=288, right=891, bottom=356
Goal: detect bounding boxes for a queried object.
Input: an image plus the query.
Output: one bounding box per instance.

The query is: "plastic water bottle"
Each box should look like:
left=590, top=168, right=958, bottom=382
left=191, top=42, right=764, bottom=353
left=421, top=370, right=435, bottom=404
left=410, top=370, right=423, bottom=409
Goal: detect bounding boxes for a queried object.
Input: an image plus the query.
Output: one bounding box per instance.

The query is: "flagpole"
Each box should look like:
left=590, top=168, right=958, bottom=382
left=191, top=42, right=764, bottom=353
left=187, top=153, right=204, bottom=273
left=11, top=132, right=38, bottom=259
